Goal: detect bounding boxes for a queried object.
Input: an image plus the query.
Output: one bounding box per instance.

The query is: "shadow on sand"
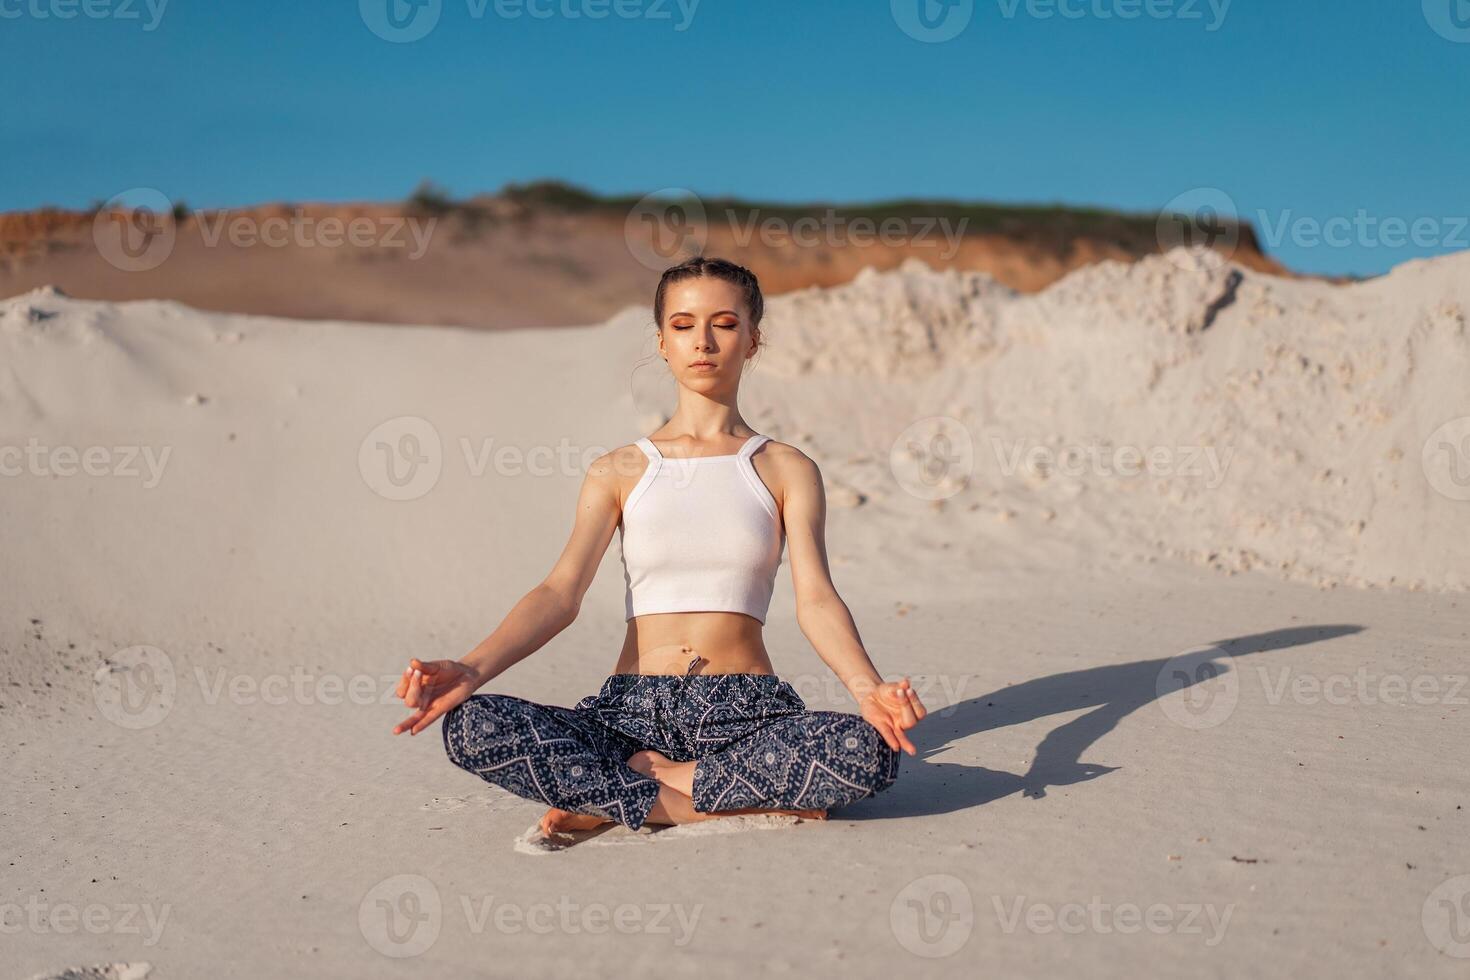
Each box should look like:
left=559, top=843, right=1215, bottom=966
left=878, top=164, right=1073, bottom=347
left=846, top=624, right=1364, bottom=820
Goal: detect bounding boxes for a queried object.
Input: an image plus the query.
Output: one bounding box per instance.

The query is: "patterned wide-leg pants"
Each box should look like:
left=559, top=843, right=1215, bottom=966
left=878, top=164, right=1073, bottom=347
left=440, top=665, right=900, bottom=831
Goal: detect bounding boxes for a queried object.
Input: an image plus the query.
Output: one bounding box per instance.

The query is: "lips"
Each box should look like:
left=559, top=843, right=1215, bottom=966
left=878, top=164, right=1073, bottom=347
left=690, top=361, right=716, bottom=368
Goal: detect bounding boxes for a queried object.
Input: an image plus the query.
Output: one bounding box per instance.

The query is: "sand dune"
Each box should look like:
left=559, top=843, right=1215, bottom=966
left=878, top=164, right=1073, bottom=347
left=751, top=248, right=1470, bottom=592
left=5, top=246, right=1461, bottom=591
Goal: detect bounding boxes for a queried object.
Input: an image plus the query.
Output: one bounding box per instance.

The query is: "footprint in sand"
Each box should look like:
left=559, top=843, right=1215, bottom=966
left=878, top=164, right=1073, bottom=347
left=512, top=813, right=812, bottom=856
left=425, top=793, right=816, bottom=852
left=25, top=965, right=151, bottom=980
left=421, top=791, right=528, bottom=815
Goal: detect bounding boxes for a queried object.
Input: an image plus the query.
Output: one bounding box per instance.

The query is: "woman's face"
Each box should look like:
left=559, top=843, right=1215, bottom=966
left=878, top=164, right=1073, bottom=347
left=658, top=277, right=758, bottom=392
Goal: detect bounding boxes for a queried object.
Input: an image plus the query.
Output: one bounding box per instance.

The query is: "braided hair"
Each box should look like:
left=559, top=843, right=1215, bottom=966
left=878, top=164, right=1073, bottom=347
left=652, top=256, right=765, bottom=336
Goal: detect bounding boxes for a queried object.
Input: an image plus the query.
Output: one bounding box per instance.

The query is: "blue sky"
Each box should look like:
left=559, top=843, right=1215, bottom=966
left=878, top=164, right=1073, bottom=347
left=3, top=0, right=1467, bottom=276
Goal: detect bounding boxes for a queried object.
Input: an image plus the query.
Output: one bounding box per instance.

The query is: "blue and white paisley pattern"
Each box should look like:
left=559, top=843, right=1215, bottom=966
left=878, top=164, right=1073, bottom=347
left=441, top=669, right=900, bottom=831
left=439, top=691, right=661, bottom=831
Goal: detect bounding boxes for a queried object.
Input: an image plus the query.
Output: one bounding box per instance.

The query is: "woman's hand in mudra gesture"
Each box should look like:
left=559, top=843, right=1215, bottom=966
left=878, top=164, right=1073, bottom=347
left=858, top=677, right=927, bottom=755
left=392, top=658, right=480, bottom=736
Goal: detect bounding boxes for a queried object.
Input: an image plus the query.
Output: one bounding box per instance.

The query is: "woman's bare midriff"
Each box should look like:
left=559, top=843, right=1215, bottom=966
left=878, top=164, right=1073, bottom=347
left=614, top=611, right=775, bottom=675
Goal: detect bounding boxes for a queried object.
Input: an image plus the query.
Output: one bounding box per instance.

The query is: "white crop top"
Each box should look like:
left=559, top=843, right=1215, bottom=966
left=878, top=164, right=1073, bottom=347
left=619, top=433, right=785, bottom=623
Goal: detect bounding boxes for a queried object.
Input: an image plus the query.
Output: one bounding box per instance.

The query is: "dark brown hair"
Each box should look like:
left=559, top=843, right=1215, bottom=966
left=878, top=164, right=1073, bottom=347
left=652, top=256, right=765, bottom=333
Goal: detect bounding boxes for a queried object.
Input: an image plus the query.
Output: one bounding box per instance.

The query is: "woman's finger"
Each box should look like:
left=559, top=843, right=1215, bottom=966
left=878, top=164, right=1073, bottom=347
left=868, top=714, right=899, bottom=752
left=407, top=669, right=424, bottom=709
left=392, top=708, right=426, bottom=735
left=880, top=700, right=918, bottom=752
left=888, top=709, right=918, bottom=754
left=897, top=678, right=929, bottom=723
left=882, top=717, right=904, bottom=753
left=897, top=695, right=920, bottom=730
left=410, top=704, right=446, bottom=736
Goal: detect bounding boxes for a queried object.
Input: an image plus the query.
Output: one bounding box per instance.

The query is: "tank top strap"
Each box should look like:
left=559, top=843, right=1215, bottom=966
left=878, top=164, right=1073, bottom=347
left=635, top=436, right=663, bottom=461
left=738, top=434, right=771, bottom=459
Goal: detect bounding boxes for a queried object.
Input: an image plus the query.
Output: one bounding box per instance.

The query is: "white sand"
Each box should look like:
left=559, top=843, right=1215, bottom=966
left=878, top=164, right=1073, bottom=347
left=2, top=249, right=1468, bottom=978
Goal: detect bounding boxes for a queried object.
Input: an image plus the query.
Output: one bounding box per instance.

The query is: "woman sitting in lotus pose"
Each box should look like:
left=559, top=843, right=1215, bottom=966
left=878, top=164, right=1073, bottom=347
left=392, top=256, right=926, bottom=837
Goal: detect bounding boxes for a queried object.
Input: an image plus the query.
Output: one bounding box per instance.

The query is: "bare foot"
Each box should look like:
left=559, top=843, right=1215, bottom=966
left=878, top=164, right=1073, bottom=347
left=641, top=785, right=829, bottom=827
left=628, top=750, right=696, bottom=797
left=538, top=807, right=613, bottom=837
left=629, top=753, right=830, bottom=824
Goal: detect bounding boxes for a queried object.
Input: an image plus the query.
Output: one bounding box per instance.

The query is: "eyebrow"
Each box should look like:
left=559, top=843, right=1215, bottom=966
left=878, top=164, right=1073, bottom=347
left=670, top=309, right=740, bottom=319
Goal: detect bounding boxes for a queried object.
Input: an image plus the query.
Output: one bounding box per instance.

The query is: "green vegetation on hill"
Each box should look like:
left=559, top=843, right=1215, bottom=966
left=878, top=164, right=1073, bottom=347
left=401, top=178, right=1261, bottom=254
left=495, top=179, right=1254, bottom=246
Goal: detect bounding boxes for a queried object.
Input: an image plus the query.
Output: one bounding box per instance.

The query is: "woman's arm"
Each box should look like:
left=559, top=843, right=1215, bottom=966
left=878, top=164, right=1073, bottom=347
left=457, top=450, right=625, bottom=687
left=391, top=447, right=628, bottom=735
left=778, top=446, right=927, bottom=753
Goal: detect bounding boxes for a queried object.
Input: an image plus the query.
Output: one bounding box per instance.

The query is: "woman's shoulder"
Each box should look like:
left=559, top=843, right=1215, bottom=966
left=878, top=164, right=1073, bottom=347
left=753, top=434, right=809, bottom=458
left=750, top=436, right=821, bottom=478
left=589, top=441, right=653, bottom=476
